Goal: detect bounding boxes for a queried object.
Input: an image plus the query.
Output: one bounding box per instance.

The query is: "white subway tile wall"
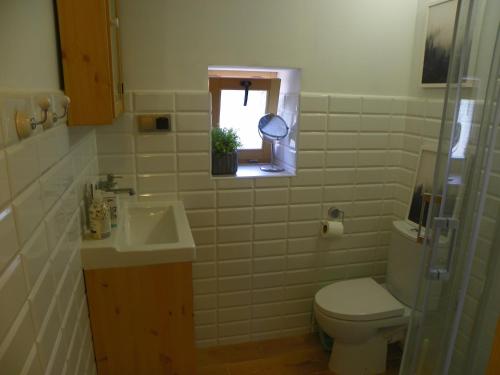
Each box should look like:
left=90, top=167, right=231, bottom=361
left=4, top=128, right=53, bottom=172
left=450, top=104, right=500, bottom=372
left=0, top=91, right=98, bottom=375
left=382, top=94, right=500, bottom=374
left=94, top=90, right=448, bottom=347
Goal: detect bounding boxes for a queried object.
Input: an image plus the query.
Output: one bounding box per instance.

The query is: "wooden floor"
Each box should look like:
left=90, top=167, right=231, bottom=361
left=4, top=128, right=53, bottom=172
left=197, top=334, right=401, bottom=375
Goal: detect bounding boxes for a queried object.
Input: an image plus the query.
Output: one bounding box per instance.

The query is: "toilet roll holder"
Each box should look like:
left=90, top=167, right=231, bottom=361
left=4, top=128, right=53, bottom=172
left=320, top=207, right=345, bottom=238
left=327, top=207, right=344, bottom=223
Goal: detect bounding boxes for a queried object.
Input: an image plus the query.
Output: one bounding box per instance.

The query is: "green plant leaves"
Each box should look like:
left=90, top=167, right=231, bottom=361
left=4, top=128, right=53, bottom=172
left=211, top=128, right=242, bottom=156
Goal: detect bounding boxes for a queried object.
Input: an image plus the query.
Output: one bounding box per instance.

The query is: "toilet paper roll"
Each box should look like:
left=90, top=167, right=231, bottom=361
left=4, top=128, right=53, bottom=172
left=320, top=220, right=344, bottom=238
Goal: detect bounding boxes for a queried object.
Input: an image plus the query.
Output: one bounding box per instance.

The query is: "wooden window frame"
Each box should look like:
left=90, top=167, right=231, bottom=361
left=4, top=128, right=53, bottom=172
left=209, top=75, right=281, bottom=164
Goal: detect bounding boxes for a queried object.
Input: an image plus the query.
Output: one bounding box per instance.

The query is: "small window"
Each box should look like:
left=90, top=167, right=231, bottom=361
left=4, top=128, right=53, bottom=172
left=209, top=73, right=281, bottom=163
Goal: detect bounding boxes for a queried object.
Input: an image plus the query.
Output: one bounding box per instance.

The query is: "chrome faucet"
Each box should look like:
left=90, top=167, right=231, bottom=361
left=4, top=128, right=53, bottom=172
left=97, top=174, right=136, bottom=196
left=108, top=187, right=136, bottom=196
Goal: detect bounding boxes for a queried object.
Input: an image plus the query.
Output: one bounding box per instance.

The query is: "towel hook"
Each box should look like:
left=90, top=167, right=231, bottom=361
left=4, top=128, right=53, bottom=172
left=15, top=97, right=51, bottom=139
left=15, top=95, right=71, bottom=139
left=53, top=96, right=71, bottom=122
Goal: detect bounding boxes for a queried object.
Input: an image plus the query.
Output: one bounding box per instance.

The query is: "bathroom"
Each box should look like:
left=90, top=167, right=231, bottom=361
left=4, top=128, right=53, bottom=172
left=0, top=0, right=499, bottom=374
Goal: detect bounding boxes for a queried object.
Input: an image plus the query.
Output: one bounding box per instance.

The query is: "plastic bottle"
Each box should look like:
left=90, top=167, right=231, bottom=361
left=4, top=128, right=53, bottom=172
left=102, top=191, right=118, bottom=228
left=89, top=190, right=111, bottom=239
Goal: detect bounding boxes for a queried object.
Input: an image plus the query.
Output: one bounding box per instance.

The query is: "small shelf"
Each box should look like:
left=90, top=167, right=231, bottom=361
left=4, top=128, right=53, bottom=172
left=211, top=164, right=295, bottom=179
left=447, top=175, right=463, bottom=186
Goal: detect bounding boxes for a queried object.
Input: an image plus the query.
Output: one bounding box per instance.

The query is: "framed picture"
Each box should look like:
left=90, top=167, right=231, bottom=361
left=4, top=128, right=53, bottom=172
left=407, top=146, right=437, bottom=228
left=421, top=0, right=458, bottom=88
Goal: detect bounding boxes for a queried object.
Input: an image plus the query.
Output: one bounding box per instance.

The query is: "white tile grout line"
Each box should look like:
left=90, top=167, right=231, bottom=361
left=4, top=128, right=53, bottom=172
left=213, top=169, right=220, bottom=344
left=282, top=175, right=292, bottom=337
left=249, top=177, right=256, bottom=340
left=318, top=100, right=329, bottom=296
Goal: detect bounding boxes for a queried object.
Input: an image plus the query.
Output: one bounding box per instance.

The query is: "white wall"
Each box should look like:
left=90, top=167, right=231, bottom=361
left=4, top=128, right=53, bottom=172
left=0, top=0, right=60, bottom=91
left=119, top=0, right=419, bottom=95
left=0, top=1, right=97, bottom=373
left=0, top=108, right=98, bottom=374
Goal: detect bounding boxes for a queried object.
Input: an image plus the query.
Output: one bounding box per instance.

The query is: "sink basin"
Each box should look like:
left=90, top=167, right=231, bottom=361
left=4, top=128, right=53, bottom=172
left=125, top=206, right=179, bottom=246
left=81, top=200, right=196, bottom=269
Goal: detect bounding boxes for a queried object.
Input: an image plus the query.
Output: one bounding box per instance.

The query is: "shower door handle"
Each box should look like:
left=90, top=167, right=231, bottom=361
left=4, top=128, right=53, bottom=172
left=428, top=217, right=459, bottom=281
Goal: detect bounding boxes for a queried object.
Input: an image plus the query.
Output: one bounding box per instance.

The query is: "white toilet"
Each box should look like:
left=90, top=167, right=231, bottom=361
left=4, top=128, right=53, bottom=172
left=314, top=220, right=423, bottom=375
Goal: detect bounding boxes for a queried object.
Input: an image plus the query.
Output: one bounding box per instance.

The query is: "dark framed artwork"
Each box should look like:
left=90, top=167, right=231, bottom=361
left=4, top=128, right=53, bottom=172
left=421, top=0, right=458, bottom=87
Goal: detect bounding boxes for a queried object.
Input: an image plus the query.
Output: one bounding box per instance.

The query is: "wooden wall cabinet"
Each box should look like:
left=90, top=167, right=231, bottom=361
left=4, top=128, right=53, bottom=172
left=56, top=0, right=124, bottom=125
left=84, top=262, right=196, bottom=375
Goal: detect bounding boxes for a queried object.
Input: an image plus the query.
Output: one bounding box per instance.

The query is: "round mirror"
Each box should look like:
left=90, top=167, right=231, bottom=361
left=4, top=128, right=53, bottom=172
left=258, top=114, right=289, bottom=140
left=257, top=114, right=289, bottom=173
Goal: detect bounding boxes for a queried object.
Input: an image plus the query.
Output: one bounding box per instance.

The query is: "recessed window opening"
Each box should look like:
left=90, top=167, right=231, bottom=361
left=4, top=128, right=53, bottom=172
left=209, top=71, right=281, bottom=163
left=208, top=66, right=301, bottom=177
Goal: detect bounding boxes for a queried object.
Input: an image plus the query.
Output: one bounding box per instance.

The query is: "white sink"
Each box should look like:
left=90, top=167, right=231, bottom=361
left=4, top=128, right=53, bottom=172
left=125, top=205, right=179, bottom=247
left=81, top=200, right=196, bottom=269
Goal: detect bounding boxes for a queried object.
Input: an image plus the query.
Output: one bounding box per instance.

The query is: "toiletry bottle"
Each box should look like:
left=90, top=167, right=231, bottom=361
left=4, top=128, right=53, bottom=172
left=83, top=183, right=93, bottom=230
left=89, top=190, right=111, bottom=239
left=102, top=190, right=118, bottom=227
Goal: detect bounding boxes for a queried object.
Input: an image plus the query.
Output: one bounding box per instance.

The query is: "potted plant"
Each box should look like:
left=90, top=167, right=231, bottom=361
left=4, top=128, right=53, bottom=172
left=211, top=127, right=241, bottom=175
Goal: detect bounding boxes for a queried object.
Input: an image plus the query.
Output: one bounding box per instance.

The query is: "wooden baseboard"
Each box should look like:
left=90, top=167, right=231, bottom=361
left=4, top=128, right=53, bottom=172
left=487, top=317, right=500, bottom=375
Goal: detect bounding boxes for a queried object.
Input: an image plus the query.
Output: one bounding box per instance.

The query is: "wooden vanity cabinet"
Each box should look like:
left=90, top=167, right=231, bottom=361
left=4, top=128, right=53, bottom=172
left=56, top=0, right=124, bottom=125
left=84, top=262, right=196, bottom=375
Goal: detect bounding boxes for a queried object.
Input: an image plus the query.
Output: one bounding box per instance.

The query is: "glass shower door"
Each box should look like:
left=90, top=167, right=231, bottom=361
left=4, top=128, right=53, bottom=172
left=400, top=0, right=500, bottom=373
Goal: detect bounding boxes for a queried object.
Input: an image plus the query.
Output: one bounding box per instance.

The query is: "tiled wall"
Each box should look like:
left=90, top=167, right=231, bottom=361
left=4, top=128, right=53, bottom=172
left=391, top=97, right=443, bottom=217
left=390, top=90, right=500, bottom=374
left=95, top=90, right=447, bottom=347
left=0, top=92, right=98, bottom=374
left=450, top=99, right=500, bottom=372
left=394, top=92, right=499, bottom=374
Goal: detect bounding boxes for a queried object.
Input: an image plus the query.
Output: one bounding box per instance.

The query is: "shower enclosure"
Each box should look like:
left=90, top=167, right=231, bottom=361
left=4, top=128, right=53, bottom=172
left=400, top=0, right=500, bottom=373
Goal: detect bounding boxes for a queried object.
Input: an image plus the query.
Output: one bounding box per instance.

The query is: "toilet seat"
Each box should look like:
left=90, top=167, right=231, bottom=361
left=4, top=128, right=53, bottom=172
left=315, top=278, right=405, bottom=321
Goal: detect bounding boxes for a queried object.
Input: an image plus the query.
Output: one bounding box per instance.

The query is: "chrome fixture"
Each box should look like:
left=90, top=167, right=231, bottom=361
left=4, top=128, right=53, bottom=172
left=327, top=207, right=344, bottom=223
left=98, top=174, right=136, bottom=196
left=53, top=96, right=71, bottom=122
left=106, top=187, right=136, bottom=196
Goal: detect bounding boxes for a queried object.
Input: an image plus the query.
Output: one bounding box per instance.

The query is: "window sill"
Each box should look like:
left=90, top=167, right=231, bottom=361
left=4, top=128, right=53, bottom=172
left=211, top=164, right=295, bottom=179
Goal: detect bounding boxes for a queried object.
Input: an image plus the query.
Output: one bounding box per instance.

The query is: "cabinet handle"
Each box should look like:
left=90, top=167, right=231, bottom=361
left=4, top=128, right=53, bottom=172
left=110, top=17, right=119, bottom=28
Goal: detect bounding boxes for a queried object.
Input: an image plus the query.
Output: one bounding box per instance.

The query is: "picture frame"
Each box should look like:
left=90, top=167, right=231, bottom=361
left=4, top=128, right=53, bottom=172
left=420, top=0, right=459, bottom=88
left=406, top=144, right=438, bottom=228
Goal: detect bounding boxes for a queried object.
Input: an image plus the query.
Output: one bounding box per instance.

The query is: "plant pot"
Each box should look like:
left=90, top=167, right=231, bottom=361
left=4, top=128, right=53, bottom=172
left=212, top=151, right=238, bottom=175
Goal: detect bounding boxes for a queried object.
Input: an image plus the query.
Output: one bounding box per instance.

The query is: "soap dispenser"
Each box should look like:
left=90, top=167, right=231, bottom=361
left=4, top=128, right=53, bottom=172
left=89, top=190, right=111, bottom=239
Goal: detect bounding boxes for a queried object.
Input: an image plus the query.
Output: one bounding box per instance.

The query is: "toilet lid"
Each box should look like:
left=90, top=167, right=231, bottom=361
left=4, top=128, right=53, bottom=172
left=315, top=278, right=405, bottom=321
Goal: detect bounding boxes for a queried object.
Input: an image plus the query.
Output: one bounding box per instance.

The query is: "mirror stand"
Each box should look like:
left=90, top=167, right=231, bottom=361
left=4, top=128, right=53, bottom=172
left=260, top=142, right=285, bottom=172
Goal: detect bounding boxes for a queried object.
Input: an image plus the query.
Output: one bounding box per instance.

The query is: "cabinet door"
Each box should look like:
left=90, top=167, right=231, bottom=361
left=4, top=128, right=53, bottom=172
left=85, top=262, right=196, bottom=375
left=57, top=0, right=122, bottom=125
left=107, top=0, right=124, bottom=117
